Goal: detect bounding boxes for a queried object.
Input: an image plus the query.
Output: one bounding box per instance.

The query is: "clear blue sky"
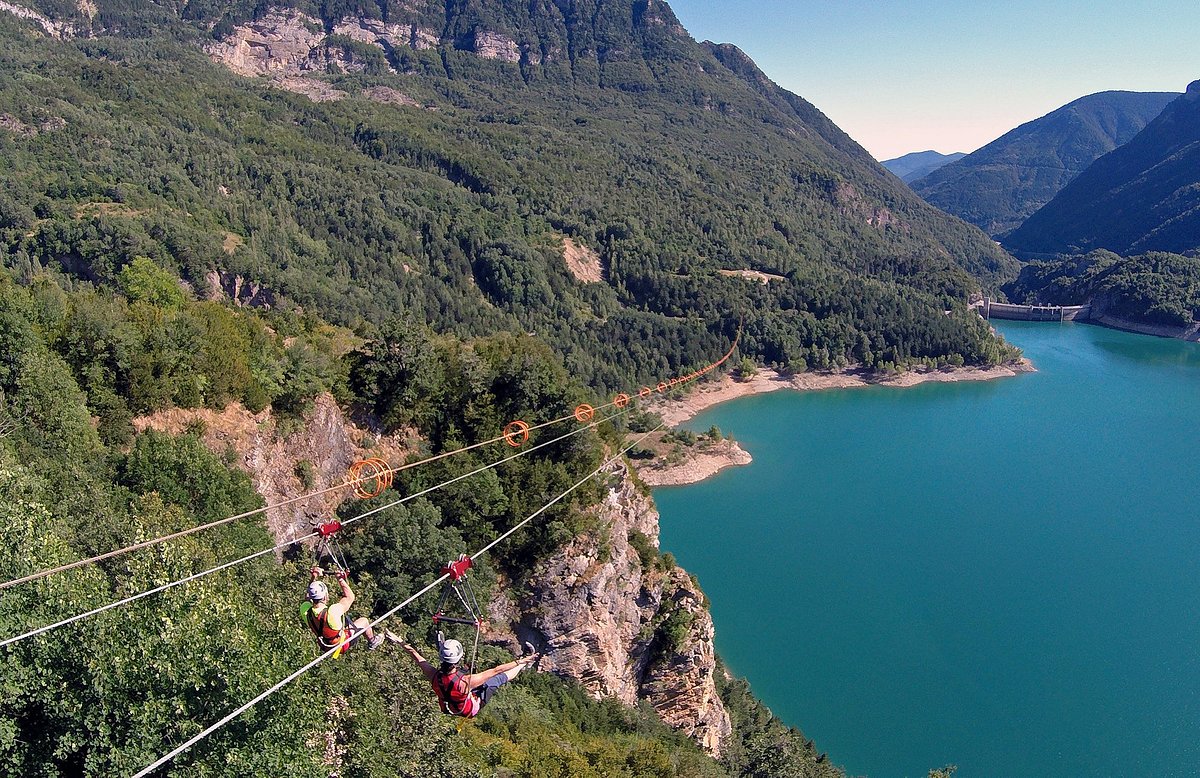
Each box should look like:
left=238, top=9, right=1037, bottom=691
left=666, top=0, right=1199, bottom=160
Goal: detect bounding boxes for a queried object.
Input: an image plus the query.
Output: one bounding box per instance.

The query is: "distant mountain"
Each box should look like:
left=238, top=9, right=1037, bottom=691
left=912, top=90, right=1179, bottom=237
left=1004, top=82, right=1200, bottom=257
left=882, top=150, right=966, bottom=183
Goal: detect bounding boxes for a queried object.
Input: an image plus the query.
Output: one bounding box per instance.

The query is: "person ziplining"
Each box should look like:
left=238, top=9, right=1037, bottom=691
left=300, top=516, right=394, bottom=655
left=392, top=634, right=541, bottom=717
left=391, top=553, right=542, bottom=716
left=302, top=565, right=388, bottom=655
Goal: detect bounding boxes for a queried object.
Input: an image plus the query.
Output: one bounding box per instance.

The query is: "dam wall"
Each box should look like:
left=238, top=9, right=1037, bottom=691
left=980, top=299, right=1091, bottom=322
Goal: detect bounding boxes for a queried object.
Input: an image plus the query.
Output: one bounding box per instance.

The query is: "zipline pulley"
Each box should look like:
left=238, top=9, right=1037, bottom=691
left=431, top=554, right=485, bottom=672
left=313, top=517, right=350, bottom=576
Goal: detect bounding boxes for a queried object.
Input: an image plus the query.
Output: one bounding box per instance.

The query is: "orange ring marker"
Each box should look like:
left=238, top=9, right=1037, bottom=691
left=614, top=393, right=630, bottom=408
left=574, top=404, right=595, bottom=422
left=504, top=420, right=530, bottom=447
left=347, top=457, right=393, bottom=499
left=639, top=387, right=652, bottom=399
left=657, top=382, right=668, bottom=393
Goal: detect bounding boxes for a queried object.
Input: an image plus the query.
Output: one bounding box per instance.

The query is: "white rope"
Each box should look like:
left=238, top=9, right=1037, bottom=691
left=0, top=410, right=623, bottom=650
left=0, top=333, right=736, bottom=595
left=131, top=426, right=660, bottom=778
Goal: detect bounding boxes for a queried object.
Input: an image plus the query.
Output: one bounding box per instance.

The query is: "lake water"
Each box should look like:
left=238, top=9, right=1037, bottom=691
left=654, top=322, right=1200, bottom=778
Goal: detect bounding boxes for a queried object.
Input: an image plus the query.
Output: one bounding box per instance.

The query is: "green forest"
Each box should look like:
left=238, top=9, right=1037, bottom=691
left=1003, top=250, right=1200, bottom=327
left=0, top=269, right=849, bottom=776
left=0, top=2, right=1022, bottom=388
left=0, top=0, right=1027, bottom=775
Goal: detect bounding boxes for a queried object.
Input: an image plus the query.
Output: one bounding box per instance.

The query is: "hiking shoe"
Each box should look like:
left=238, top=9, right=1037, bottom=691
left=523, top=641, right=537, bottom=656
left=367, top=633, right=385, bottom=651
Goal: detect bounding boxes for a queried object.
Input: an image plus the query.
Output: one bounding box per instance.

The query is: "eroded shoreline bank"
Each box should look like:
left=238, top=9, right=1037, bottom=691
left=632, top=360, right=1034, bottom=486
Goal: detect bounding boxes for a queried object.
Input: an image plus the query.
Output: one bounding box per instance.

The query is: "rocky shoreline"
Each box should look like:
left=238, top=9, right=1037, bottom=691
left=1091, top=314, right=1200, bottom=342
left=632, top=360, right=1034, bottom=486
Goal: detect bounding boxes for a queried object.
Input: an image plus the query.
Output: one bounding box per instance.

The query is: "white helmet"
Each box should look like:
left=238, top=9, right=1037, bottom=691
left=307, top=581, right=328, bottom=602
left=439, top=638, right=465, bottom=665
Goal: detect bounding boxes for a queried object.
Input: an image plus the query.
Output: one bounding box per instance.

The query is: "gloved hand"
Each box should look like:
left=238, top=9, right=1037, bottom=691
left=310, top=566, right=324, bottom=578
left=335, top=569, right=349, bottom=581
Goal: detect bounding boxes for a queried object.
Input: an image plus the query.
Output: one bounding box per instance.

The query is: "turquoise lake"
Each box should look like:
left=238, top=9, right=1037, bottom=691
left=654, top=321, right=1200, bottom=778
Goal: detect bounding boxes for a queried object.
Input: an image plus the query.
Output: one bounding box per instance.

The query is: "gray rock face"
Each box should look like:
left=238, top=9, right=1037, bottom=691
left=206, top=9, right=327, bottom=77
left=330, top=17, right=438, bottom=52
left=491, top=463, right=731, bottom=757
left=471, top=30, right=521, bottom=62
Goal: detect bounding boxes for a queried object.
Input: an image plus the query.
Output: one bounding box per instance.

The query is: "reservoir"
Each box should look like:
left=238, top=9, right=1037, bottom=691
left=654, top=321, right=1200, bottom=777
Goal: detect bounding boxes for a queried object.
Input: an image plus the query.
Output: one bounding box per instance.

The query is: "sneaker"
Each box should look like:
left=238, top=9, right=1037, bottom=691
left=367, top=633, right=385, bottom=651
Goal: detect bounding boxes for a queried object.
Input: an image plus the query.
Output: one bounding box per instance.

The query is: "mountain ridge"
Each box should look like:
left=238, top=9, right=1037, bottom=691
left=1003, top=81, right=1200, bottom=257
left=911, top=89, right=1179, bottom=237
left=883, top=150, right=966, bottom=183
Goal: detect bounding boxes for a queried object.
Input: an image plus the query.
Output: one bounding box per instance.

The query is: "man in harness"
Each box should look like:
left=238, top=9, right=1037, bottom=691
left=302, top=566, right=386, bottom=655
left=393, top=635, right=541, bottom=717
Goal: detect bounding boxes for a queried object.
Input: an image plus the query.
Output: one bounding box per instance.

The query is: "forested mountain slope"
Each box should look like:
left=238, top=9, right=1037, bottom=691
left=882, top=151, right=966, bottom=184
left=0, top=1, right=1020, bottom=774
left=1004, top=81, right=1200, bottom=258
left=2, top=0, right=1019, bottom=386
left=1004, top=249, right=1200, bottom=330
left=912, top=90, right=1178, bottom=237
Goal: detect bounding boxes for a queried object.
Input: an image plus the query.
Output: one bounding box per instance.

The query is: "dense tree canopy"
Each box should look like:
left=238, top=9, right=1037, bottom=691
left=1003, top=250, right=1200, bottom=327
left=0, top=1, right=1029, bottom=773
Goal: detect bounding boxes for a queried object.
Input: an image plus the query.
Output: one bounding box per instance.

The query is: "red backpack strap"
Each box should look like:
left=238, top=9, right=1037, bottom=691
left=435, top=670, right=470, bottom=714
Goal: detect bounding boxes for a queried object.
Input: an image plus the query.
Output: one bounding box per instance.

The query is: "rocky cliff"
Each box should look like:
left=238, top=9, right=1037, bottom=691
left=136, top=395, right=730, bottom=756
left=132, top=392, right=412, bottom=541
left=491, top=461, right=732, bottom=757
left=205, top=7, right=519, bottom=83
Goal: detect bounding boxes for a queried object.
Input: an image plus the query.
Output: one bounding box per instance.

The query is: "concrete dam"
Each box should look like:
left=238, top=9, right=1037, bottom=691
left=977, top=299, right=1092, bottom=322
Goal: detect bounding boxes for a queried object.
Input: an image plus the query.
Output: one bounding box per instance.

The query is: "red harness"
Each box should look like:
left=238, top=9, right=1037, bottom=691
left=434, top=669, right=473, bottom=716
left=306, top=605, right=350, bottom=651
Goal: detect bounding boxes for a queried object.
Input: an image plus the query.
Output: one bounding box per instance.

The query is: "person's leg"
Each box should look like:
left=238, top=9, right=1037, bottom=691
left=474, top=672, right=510, bottom=709
left=352, top=616, right=375, bottom=641
left=351, top=617, right=385, bottom=649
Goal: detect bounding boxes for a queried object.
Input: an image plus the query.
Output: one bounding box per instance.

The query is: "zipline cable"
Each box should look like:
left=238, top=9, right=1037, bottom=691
left=131, top=425, right=662, bottom=778
left=0, top=406, right=630, bottom=650
left=0, top=329, right=737, bottom=594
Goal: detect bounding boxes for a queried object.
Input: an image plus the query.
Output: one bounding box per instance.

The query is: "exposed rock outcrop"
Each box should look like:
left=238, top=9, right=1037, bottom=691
left=132, top=393, right=412, bottom=541
left=205, top=269, right=276, bottom=308
left=204, top=6, right=539, bottom=95
left=204, top=9, right=398, bottom=101
left=0, top=0, right=77, bottom=38
left=331, top=16, right=438, bottom=52
left=471, top=30, right=520, bottom=62
left=492, top=462, right=732, bottom=757
left=635, top=437, right=752, bottom=487
left=561, top=236, right=604, bottom=283
left=639, top=568, right=729, bottom=756
left=361, top=85, right=419, bottom=108
left=206, top=9, right=326, bottom=78
left=0, top=113, right=65, bottom=137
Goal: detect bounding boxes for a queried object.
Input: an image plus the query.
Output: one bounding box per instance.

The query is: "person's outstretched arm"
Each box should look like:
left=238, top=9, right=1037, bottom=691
left=333, top=572, right=355, bottom=611
left=397, top=639, right=438, bottom=682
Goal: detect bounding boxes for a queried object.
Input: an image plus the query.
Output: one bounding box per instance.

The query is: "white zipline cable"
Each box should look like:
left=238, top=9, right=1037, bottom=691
left=0, top=409, right=627, bottom=650
left=131, top=426, right=661, bottom=778
left=0, top=326, right=739, bottom=595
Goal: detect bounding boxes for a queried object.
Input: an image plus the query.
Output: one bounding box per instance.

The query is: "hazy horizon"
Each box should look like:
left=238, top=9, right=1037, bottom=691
left=668, top=0, right=1198, bottom=160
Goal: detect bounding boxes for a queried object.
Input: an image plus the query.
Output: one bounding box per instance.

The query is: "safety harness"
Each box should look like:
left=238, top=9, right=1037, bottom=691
left=433, top=668, right=476, bottom=716
left=302, top=602, right=351, bottom=653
